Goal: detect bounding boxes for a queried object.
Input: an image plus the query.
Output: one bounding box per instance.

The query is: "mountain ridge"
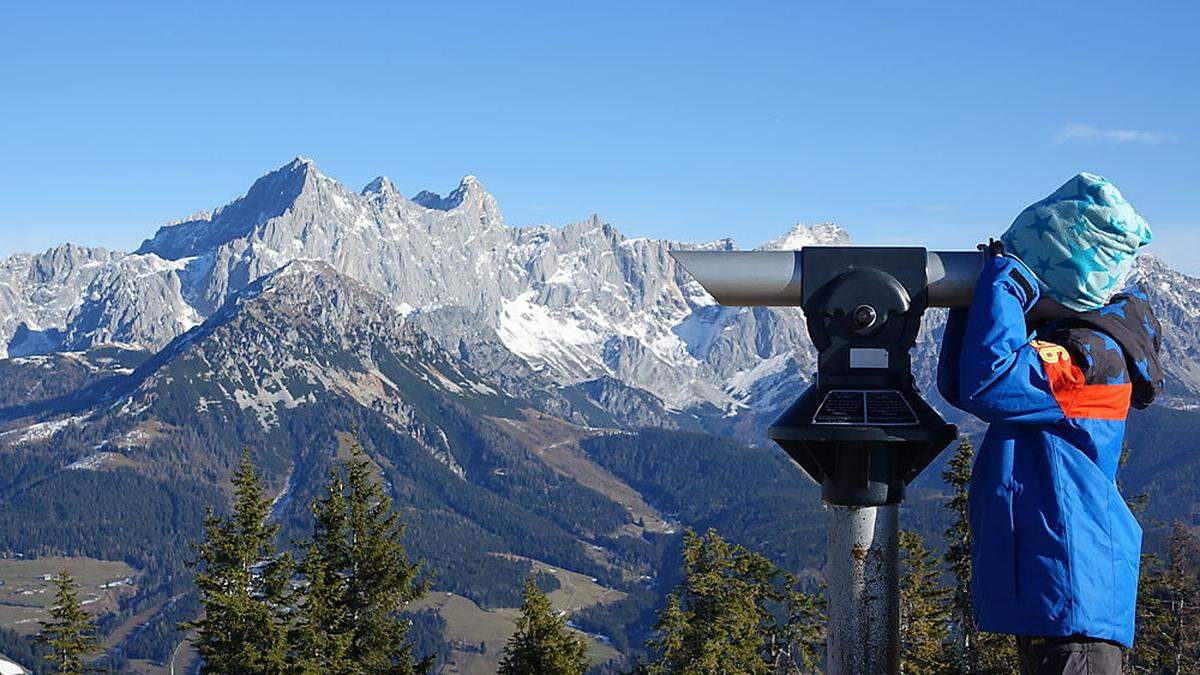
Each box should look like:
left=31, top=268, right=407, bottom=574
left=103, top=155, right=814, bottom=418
left=3, top=157, right=1199, bottom=422
left=2, top=158, right=1199, bottom=671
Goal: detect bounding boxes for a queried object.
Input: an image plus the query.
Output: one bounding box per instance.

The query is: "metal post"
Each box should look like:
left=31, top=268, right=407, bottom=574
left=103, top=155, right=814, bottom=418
left=826, top=503, right=900, bottom=675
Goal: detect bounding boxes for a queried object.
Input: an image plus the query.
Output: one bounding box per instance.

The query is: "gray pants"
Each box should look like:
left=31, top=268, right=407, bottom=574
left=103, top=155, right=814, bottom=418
left=1016, top=636, right=1123, bottom=675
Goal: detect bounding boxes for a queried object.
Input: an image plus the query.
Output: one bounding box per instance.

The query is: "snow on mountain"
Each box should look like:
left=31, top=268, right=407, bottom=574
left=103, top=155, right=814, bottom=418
left=760, top=222, right=851, bottom=251
left=5, top=157, right=1199, bottom=422
left=129, top=261, right=509, bottom=460
left=1129, top=254, right=1200, bottom=407
left=2, top=158, right=839, bottom=413
left=0, top=261, right=515, bottom=482
left=0, top=244, right=200, bottom=358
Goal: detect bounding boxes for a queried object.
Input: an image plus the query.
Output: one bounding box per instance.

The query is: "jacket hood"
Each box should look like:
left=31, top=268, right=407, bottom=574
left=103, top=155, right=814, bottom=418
left=1002, top=173, right=1153, bottom=312
left=1049, top=291, right=1164, bottom=409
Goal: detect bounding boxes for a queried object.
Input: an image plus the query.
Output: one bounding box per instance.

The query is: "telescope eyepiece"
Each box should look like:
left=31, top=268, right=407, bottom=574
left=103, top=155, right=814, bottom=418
left=852, top=304, right=877, bottom=331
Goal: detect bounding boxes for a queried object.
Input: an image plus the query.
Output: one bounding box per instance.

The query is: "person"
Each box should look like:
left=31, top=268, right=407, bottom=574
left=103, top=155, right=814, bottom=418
left=937, top=173, right=1164, bottom=675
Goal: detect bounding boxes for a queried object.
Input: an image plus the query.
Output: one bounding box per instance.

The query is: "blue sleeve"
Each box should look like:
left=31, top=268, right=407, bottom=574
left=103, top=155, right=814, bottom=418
left=936, top=308, right=968, bottom=408
left=956, top=256, right=1065, bottom=425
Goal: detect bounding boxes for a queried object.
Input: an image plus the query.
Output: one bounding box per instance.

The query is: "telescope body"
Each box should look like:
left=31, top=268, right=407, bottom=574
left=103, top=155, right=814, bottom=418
left=671, top=249, right=982, bottom=308
left=673, top=245, right=975, bottom=506
left=672, top=245, right=966, bottom=673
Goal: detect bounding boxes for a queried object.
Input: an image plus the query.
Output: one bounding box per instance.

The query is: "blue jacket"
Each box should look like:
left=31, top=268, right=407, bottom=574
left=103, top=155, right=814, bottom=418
left=937, top=255, right=1163, bottom=647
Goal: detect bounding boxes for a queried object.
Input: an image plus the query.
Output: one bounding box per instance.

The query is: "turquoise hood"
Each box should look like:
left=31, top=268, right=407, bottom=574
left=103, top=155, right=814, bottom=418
left=1001, top=173, right=1152, bottom=312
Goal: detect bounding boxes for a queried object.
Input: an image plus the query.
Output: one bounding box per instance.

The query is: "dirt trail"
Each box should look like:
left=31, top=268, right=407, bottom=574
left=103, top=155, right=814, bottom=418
left=487, top=412, right=671, bottom=535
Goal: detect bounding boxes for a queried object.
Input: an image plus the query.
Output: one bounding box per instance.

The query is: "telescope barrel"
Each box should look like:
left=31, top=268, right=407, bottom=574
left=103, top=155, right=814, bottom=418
left=924, top=250, right=983, bottom=308
left=670, top=250, right=804, bottom=306
left=670, top=249, right=982, bottom=308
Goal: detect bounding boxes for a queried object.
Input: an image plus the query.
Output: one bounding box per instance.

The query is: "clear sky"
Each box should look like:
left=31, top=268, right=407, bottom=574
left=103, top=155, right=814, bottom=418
left=2, top=2, right=1197, bottom=271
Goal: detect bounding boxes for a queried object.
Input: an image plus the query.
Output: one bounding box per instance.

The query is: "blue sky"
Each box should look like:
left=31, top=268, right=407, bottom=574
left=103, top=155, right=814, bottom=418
left=2, top=2, right=1197, bottom=271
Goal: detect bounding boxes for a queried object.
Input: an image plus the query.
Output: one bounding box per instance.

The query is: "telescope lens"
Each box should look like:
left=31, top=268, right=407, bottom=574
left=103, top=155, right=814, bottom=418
left=852, top=304, right=877, bottom=330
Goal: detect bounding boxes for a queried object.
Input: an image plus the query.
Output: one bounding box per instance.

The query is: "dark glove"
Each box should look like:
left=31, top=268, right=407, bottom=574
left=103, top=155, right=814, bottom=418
left=978, top=238, right=1040, bottom=313
left=977, top=238, right=1006, bottom=258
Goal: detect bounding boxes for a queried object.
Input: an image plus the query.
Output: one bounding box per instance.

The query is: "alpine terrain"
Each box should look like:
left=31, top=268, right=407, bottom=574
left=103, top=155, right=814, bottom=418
left=1, top=158, right=1197, bottom=672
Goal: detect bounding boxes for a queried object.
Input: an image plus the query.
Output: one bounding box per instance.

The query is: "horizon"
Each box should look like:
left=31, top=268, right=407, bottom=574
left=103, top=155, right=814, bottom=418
left=2, top=3, right=1197, bottom=273
left=25, top=154, right=857, bottom=255
left=4, top=152, right=1197, bottom=277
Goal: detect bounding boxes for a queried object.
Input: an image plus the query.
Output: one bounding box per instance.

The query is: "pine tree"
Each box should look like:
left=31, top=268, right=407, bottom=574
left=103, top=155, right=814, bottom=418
left=1130, top=550, right=1170, bottom=673
left=35, top=570, right=97, bottom=674
left=291, top=469, right=353, bottom=673
left=1131, top=522, right=1200, bottom=672
left=942, top=436, right=975, bottom=668
left=645, top=528, right=823, bottom=674
left=898, top=530, right=950, bottom=675
left=498, top=577, right=589, bottom=675
left=293, top=439, right=429, bottom=674
left=1120, top=440, right=1168, bottom=673
left=1162, top=523, right=1200, bottom=672
left=763, top=574, right=824, bottom=674
left=184, top=452, right=292, bottom=675
left=289, top=539, right=352, bottom=673
left=941, top=436, right=1018, bottom=673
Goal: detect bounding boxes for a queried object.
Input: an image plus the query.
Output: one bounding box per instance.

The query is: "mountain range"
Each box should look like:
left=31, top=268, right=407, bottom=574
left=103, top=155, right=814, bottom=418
left=1, top=158, right=1197, bottom=672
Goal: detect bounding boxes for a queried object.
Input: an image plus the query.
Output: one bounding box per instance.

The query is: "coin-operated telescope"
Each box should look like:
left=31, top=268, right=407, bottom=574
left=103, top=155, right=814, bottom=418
left=672, top=246, right=984, bottom=675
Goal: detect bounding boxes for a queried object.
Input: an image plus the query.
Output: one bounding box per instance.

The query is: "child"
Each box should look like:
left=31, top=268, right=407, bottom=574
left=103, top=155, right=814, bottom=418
left=937, top=173, right=1163, bottom=675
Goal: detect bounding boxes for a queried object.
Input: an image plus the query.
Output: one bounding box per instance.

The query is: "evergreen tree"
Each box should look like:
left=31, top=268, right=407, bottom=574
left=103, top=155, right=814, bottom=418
left=1131, top=522, right=1200, bottom=672
left=1130, top=550, right=1170, bottom=674
left=941, top=436, right=1018, bottom=673
left=762, top=574, right=824, bottom=674
left=898, top=530, right=949, bottom=675
left=645, top=528, right=823, bottom=674
left=293, top=440, right=429, bottom=674
left=290, top=470, right=353, bottom=673
left=1162, top=523, right=1200, bottom=672
left=942, top=436, right=976, bottom=668
left=183, top=452, right=292, bottom=674
left=35, top=570, right=97, bottom=674
left=498, top=577, right=589, bottom=675
left=1120, top=440, right=1167, bottom=673
left=289, top=540, right=352, bottom=672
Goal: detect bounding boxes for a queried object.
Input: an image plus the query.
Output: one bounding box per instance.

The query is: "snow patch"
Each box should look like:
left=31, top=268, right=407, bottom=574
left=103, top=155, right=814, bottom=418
left=497, top=291, right=604, bottom=375
left=1, top=415, right=89, bottom=444
left=726, top=354, right=791, bottom=398
left=66, top=451, right=124, bottom=471
left=759, top=222, right=851, bottom=251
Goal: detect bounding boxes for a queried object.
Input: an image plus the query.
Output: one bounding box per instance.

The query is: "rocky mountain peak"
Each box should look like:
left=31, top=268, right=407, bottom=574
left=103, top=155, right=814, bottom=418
left=8, top=157, right=1200, bottom=426
left=245, top=259, right=377, bottom=308
left=243, top=156, right=328, bottom=202
left=759, top=222, right=851, bottom=251
left=267, top=156, right=326, bottom=193
left=135, top=157, right=329, bottom=260
left=412, top=175, right=490, bottom=211
left=362, top=175, right=400, bottom=199
left=1134, top=253, right=1170, bottom=276
left=28, top=243, right=114, bottom=283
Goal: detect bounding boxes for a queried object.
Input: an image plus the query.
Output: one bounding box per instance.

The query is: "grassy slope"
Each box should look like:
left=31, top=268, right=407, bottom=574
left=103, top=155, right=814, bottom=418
left=0, top=557, right=136, bottom=636
left=410, top=555, right=623, bottom=674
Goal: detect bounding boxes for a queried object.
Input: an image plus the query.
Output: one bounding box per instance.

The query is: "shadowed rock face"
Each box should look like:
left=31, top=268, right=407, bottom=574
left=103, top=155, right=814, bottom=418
left=3, top=157, right=1199, bottom=421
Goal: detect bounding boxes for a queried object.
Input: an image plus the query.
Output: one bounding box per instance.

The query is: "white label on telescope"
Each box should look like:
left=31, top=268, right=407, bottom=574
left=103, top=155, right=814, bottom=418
left=850, top=348, right=888, bottom=369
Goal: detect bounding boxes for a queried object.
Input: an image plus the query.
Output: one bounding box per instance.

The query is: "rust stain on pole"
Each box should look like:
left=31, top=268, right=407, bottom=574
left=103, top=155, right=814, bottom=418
left=826, top=503, right=900, bottom=675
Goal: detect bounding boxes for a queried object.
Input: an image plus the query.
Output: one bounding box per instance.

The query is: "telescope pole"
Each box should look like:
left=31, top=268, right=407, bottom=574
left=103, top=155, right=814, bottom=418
left=826, top=502, right=900, bottom=674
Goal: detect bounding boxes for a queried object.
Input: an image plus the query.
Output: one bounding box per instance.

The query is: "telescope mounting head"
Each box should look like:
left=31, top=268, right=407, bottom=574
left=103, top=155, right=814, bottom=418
left=770, top=247, right=957, bottom=506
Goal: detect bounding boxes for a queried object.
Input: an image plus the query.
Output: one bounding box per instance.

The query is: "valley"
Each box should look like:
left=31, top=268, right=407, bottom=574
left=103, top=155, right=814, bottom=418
left=0, top=158, right=1197, bottom=672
